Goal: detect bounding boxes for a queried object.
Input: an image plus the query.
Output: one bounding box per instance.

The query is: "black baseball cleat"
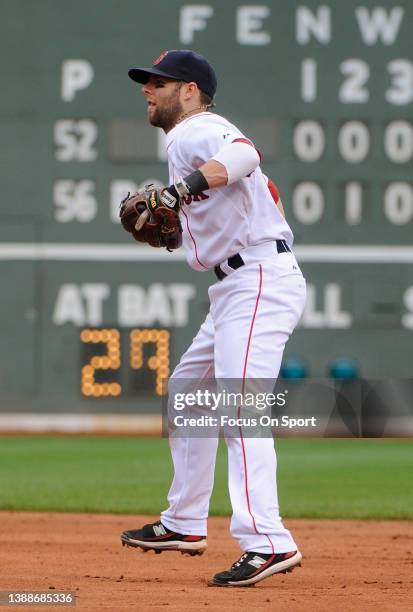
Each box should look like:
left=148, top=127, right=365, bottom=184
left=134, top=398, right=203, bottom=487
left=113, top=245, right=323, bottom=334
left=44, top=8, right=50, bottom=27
left=209, top=550, right=302, bottom=587
left=120, top=520, right=207, bottom=556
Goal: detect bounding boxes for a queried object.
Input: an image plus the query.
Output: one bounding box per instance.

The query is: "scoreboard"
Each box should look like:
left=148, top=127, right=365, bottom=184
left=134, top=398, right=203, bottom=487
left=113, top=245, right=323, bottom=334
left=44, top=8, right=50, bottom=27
left=0, top=0, right=412, bottom=414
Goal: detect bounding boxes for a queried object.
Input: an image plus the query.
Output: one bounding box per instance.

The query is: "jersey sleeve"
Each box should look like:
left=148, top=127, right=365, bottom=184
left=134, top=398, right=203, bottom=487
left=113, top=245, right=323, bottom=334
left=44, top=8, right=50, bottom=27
left=178, top=120, right=251, bottom=169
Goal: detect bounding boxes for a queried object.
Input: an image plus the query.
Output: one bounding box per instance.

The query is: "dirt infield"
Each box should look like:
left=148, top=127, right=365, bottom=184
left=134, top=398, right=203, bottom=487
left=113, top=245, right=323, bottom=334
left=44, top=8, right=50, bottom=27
left=1, top=513, right=412, bottom=611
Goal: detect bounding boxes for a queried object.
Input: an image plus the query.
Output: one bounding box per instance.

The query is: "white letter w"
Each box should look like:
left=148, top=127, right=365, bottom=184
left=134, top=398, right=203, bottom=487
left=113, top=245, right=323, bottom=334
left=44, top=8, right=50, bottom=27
left=356, top=7, right=404, bottom=45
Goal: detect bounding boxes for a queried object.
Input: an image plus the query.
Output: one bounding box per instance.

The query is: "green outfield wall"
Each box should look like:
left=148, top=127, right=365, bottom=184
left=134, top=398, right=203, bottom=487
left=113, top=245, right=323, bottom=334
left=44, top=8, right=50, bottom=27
left=0, top=1, right=412, bottom=413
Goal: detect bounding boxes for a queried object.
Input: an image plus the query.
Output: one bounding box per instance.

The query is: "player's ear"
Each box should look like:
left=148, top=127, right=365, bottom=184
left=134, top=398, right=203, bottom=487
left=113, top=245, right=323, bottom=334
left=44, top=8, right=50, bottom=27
left=183, top=81, right=198, bottom=101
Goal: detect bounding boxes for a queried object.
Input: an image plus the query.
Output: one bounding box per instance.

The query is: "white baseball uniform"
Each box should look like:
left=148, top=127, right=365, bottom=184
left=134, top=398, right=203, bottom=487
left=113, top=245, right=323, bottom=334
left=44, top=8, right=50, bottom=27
left=160, top=111, right=306, bottom=554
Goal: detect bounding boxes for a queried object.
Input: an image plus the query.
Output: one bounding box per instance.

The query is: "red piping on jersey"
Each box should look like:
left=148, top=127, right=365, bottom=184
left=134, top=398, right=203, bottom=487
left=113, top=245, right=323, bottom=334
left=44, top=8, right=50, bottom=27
left=237, top=264, right=275, bottom=554
left=181, top=207, right=209, bottom=270
left=232, top=137, right=263, bottom=162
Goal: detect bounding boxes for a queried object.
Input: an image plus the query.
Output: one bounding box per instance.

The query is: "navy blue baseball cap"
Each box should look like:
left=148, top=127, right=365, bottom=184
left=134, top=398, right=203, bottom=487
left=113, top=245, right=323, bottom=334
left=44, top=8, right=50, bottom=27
left=128, top=49, right=217, bottom=99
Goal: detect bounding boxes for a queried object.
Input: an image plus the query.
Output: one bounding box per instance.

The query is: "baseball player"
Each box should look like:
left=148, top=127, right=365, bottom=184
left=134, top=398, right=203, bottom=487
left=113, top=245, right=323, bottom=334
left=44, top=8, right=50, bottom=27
left=120, top=50, right=306, bottom=587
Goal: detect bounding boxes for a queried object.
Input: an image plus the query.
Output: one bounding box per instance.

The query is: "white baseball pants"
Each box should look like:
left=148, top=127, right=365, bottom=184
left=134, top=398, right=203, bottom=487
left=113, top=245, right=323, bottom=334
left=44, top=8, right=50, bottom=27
left=161, top=246, right=306, bottom=554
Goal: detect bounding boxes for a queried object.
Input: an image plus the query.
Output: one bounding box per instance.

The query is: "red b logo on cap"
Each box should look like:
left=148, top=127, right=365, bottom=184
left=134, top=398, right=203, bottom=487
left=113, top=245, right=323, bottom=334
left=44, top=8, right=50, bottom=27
left=153, top=50, right=169, bottom=65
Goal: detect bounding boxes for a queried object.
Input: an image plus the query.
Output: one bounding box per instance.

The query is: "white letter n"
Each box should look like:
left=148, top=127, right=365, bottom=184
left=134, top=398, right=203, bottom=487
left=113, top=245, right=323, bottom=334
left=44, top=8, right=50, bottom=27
left=296, top=6, right=331, bottom=44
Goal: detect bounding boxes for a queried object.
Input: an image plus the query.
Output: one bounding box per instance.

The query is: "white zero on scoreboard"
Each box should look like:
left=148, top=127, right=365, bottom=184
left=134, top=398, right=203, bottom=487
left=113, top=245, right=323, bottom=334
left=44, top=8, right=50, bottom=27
left=293, top=120, right=413, bottom=164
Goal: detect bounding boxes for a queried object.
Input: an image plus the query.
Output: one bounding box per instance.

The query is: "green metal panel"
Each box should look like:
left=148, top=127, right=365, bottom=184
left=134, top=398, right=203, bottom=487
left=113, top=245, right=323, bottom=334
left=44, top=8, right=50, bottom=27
left=0, top=1, right=412, bottom=411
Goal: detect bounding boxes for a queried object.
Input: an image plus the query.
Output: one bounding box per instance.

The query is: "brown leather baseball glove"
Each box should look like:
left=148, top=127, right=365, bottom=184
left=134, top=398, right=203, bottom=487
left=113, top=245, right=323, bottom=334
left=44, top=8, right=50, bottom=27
left=119, top=186, right=182, bottom=250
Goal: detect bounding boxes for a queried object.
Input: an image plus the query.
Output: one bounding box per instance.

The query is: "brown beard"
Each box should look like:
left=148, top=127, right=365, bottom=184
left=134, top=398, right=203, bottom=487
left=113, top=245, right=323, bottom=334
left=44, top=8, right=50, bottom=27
left=149, top=83, right=183, bottom=132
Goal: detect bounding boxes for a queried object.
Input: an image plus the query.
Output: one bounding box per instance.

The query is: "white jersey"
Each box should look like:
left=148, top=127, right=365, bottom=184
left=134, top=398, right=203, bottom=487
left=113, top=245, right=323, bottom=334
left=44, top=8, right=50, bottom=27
left=165, top=112, right=294, bottom=271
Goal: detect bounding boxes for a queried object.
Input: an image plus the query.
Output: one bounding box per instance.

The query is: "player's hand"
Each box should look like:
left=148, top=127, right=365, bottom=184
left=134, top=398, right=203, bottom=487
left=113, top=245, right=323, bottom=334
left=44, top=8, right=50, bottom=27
left=119, top=186, right=182, bottom=251
left=119, top=190, right=149, bottom=233
left=134, top=184, right=181, bottom=231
